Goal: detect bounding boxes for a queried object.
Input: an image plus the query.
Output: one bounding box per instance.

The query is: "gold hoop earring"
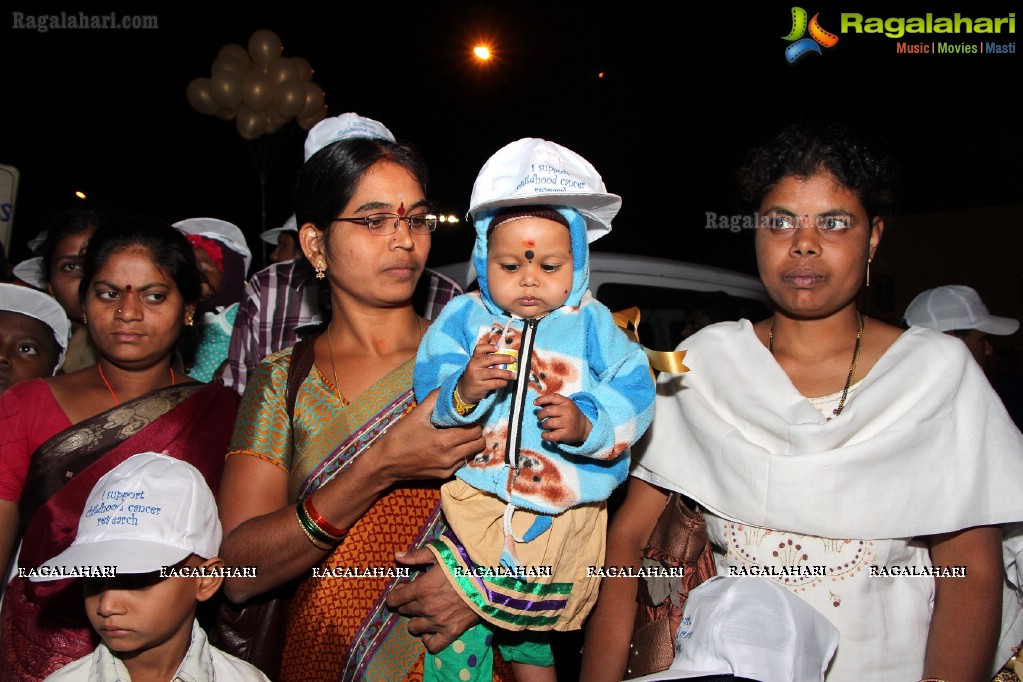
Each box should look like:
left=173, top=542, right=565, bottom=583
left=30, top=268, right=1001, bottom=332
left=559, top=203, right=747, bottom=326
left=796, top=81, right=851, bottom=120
left=866, top=258, right=872, bottom=288
left=315, top=261, right=327, bottom=280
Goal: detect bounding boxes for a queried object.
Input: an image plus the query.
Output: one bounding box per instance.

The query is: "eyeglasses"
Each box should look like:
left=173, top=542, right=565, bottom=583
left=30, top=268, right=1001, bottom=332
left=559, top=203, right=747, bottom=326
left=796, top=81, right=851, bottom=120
left=334, top=213, right=438, bottom=235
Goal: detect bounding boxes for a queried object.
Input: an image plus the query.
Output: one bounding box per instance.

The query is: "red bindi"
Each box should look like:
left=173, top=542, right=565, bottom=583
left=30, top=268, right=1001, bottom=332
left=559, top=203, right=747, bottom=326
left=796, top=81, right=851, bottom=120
left=124, top=285, right=132, bottom=293
left=397, top=202, right=406, bottom=217
left=524, top=240, right=535, bottom=247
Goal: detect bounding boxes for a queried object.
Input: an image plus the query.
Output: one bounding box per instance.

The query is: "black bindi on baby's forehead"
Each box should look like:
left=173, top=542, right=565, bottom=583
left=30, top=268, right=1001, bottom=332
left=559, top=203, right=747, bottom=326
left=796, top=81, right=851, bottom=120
left=524, top=250, right=534, bottom=260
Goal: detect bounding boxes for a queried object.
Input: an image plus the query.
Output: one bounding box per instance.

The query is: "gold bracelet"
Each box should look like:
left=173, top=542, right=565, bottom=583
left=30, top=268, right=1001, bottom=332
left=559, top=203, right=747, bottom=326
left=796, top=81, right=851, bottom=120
left=453, top=386, right=477, bottom=416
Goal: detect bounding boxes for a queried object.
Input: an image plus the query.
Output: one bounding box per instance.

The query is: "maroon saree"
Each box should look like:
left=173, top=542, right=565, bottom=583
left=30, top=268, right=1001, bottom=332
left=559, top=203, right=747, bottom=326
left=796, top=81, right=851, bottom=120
left=0, top=382, right=238, bottom=682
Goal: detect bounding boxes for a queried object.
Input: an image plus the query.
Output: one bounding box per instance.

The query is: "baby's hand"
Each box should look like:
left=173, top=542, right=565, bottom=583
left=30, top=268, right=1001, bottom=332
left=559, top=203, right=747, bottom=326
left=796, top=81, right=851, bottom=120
left=456, top=342, right=516, bottom=405
left=534, top=393, right=592, bottom=444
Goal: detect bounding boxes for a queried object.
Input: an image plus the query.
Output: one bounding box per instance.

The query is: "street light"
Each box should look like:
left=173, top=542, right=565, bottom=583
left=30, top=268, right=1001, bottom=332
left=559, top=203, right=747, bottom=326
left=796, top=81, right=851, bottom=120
left=473, top=45, right=491, bottom=61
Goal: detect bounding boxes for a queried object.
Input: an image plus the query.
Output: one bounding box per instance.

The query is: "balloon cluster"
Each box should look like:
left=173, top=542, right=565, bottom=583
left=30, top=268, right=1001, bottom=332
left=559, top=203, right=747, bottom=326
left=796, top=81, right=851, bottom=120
left=186, top=29, right=327, bottom=140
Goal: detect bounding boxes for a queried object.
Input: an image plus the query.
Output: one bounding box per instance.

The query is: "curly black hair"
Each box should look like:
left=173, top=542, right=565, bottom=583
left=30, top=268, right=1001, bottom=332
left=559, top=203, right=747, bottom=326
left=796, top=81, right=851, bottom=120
left=737, top=121, right=897, bottom=221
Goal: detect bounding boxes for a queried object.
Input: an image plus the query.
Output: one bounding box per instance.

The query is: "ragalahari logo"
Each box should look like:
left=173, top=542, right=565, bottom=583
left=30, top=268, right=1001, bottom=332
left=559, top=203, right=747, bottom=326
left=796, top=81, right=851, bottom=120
left=783, top=7, right=839, bottom=63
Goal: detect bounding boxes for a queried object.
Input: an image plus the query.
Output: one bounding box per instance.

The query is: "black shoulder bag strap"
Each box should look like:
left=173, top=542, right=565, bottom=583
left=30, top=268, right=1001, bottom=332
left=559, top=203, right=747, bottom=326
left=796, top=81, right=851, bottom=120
left=210, top=333, right=319, bottom=681
left=287, top=333, right=319, bottom=421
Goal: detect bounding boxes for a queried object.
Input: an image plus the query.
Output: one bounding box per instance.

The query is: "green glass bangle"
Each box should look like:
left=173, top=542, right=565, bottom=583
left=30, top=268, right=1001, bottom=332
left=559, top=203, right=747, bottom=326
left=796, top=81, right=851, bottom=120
left=295, top=506, right=333, bottom=551
left=296, top=501, right=338, bottom=547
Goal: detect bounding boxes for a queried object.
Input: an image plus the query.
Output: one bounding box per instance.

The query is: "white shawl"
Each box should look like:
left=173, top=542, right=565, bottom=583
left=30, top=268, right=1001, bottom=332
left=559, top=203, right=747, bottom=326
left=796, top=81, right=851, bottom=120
left=633, top=320, right=1023, bottom=540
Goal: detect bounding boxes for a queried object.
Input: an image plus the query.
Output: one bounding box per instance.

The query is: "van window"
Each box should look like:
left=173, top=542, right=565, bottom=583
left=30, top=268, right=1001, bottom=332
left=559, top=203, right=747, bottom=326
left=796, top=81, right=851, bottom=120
left=594, top=283, right=771, bottom=351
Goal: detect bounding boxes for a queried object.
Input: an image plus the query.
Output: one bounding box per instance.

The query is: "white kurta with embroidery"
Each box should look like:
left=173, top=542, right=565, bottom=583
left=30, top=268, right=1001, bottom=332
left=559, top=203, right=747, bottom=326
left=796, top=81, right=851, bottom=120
left=632, top=320, right=1023, bottom=681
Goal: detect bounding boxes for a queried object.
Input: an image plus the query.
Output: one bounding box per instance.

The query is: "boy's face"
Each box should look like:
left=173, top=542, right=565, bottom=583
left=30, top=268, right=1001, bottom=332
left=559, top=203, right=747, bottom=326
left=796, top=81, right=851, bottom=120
left=271, top=231, right=300, bottom=263
left=47, top=228, right=94, bottom=322
left=486, top=216, right=574, bottom=318
left=0, top=311, right=60, bottom=394
left=193, top=246, right=223, bottom=301
left=83, top=555, right=221, bottom=667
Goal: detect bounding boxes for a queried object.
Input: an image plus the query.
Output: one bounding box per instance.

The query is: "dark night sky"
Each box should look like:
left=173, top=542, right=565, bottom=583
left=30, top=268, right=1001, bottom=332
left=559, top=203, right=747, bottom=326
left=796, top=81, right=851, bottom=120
left=1, top=1, right=1020, bottom=275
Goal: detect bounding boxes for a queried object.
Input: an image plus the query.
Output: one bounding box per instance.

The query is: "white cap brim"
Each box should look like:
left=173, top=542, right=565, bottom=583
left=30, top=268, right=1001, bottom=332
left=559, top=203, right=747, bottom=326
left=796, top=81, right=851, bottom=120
left=977, top=315, right=1020, bottom=336
left=259, top=226, right=297, bottom=245
left=469, top=193, right=620, bottom=243
left=30, top=540, right=194, bottom=581
left=11, top=257, right=47, bottom=290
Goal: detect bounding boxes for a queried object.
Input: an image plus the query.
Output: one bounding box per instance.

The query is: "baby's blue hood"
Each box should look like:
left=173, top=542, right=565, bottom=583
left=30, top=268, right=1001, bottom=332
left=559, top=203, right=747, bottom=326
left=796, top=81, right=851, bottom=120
left=472, top=206, right=590, bottom=316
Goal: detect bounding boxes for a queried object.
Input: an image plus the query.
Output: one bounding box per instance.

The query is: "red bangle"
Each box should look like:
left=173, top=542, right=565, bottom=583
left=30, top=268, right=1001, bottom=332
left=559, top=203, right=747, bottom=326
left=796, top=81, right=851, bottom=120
left=302, top=496, right=349, bottom=538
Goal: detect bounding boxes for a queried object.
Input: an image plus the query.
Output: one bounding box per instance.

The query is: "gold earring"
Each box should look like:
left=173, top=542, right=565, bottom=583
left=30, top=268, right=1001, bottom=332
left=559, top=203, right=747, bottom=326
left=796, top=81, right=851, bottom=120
left=866, top=258, right=872, bottom=288
left=82, top=313, right=87, bottom=324
left=315, top=261, right=326, bottom=280
left=184, top=312, right=195, bottom=327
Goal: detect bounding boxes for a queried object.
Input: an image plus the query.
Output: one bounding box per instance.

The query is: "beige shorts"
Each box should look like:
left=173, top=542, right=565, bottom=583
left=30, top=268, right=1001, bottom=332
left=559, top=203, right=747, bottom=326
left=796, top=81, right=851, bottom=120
left=426, top=478, right=606, bottom=631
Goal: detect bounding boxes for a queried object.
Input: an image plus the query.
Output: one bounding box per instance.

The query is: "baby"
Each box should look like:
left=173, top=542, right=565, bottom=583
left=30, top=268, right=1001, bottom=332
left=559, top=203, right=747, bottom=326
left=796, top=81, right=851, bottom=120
left=414, top=138, right=656, bottom=681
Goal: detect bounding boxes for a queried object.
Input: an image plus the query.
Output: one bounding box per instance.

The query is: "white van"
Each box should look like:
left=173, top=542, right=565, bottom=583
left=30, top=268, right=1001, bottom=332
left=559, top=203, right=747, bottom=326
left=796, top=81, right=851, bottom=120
left=433, top=252, right=771, bottom=352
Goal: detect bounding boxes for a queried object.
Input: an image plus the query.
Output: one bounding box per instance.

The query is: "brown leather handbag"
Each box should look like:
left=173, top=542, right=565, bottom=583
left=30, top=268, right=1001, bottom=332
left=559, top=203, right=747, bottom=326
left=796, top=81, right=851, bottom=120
left=625, top=491, right=717, bottom=679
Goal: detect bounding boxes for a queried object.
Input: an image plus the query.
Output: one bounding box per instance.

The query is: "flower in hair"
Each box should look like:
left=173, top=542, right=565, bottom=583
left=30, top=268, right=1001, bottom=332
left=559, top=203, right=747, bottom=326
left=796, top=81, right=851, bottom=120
left=186, top=234, right=224, bottom=272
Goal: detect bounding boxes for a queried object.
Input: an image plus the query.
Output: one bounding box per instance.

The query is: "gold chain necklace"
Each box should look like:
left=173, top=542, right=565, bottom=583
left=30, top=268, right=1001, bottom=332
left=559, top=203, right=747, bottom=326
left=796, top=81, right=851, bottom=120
left=324, top=331, right=350, bottom=406
left=324, top=317, right=424, bottom=406
left=769, top=313, right=864, bottom=418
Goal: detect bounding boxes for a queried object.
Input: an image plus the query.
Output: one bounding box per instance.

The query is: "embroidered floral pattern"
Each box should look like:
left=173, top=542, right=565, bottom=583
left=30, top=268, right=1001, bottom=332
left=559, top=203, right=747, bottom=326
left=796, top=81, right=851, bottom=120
left=718, top=521, right=875, bottom=594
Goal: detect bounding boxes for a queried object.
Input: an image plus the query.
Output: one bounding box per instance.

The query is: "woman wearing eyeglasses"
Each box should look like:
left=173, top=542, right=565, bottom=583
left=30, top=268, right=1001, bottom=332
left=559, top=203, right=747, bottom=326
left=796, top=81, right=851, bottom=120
left=217, top=121, right=513, bottom=682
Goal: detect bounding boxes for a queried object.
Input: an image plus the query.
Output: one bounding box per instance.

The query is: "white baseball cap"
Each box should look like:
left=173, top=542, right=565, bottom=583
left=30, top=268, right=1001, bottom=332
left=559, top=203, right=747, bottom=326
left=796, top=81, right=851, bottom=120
left=260, top=214, right=298, bottom=245
left=11, top=256, right=46, bottom=290
left=630, top=576, right=839, bottom=682
left=904, top=285, right=1019, bottom=335
left=31, top=452, right=222, bottom=579
left=173, top=217, right=253, bottom=275
left=0, top=282, right=71, bottom=372
left=303, top=112, right=396, bottom=162
left=467, top=137, right=621, bottom=243
left=27, top=230, right=48, bottom=253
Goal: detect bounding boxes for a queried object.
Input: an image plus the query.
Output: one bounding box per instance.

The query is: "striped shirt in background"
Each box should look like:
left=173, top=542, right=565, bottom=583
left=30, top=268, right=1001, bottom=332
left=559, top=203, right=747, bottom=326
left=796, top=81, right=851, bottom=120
left=221, top=259, right=462, bottom=395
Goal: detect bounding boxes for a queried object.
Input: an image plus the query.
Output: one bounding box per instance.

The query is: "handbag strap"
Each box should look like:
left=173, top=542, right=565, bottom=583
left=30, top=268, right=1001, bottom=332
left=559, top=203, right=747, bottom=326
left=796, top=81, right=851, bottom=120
left=287, top=333, right=319, bottom=422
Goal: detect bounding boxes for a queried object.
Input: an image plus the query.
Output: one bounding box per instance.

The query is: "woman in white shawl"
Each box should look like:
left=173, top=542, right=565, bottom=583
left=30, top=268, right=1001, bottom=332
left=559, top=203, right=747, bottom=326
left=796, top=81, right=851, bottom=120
left=581, top=122, right=1023, bottom=682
